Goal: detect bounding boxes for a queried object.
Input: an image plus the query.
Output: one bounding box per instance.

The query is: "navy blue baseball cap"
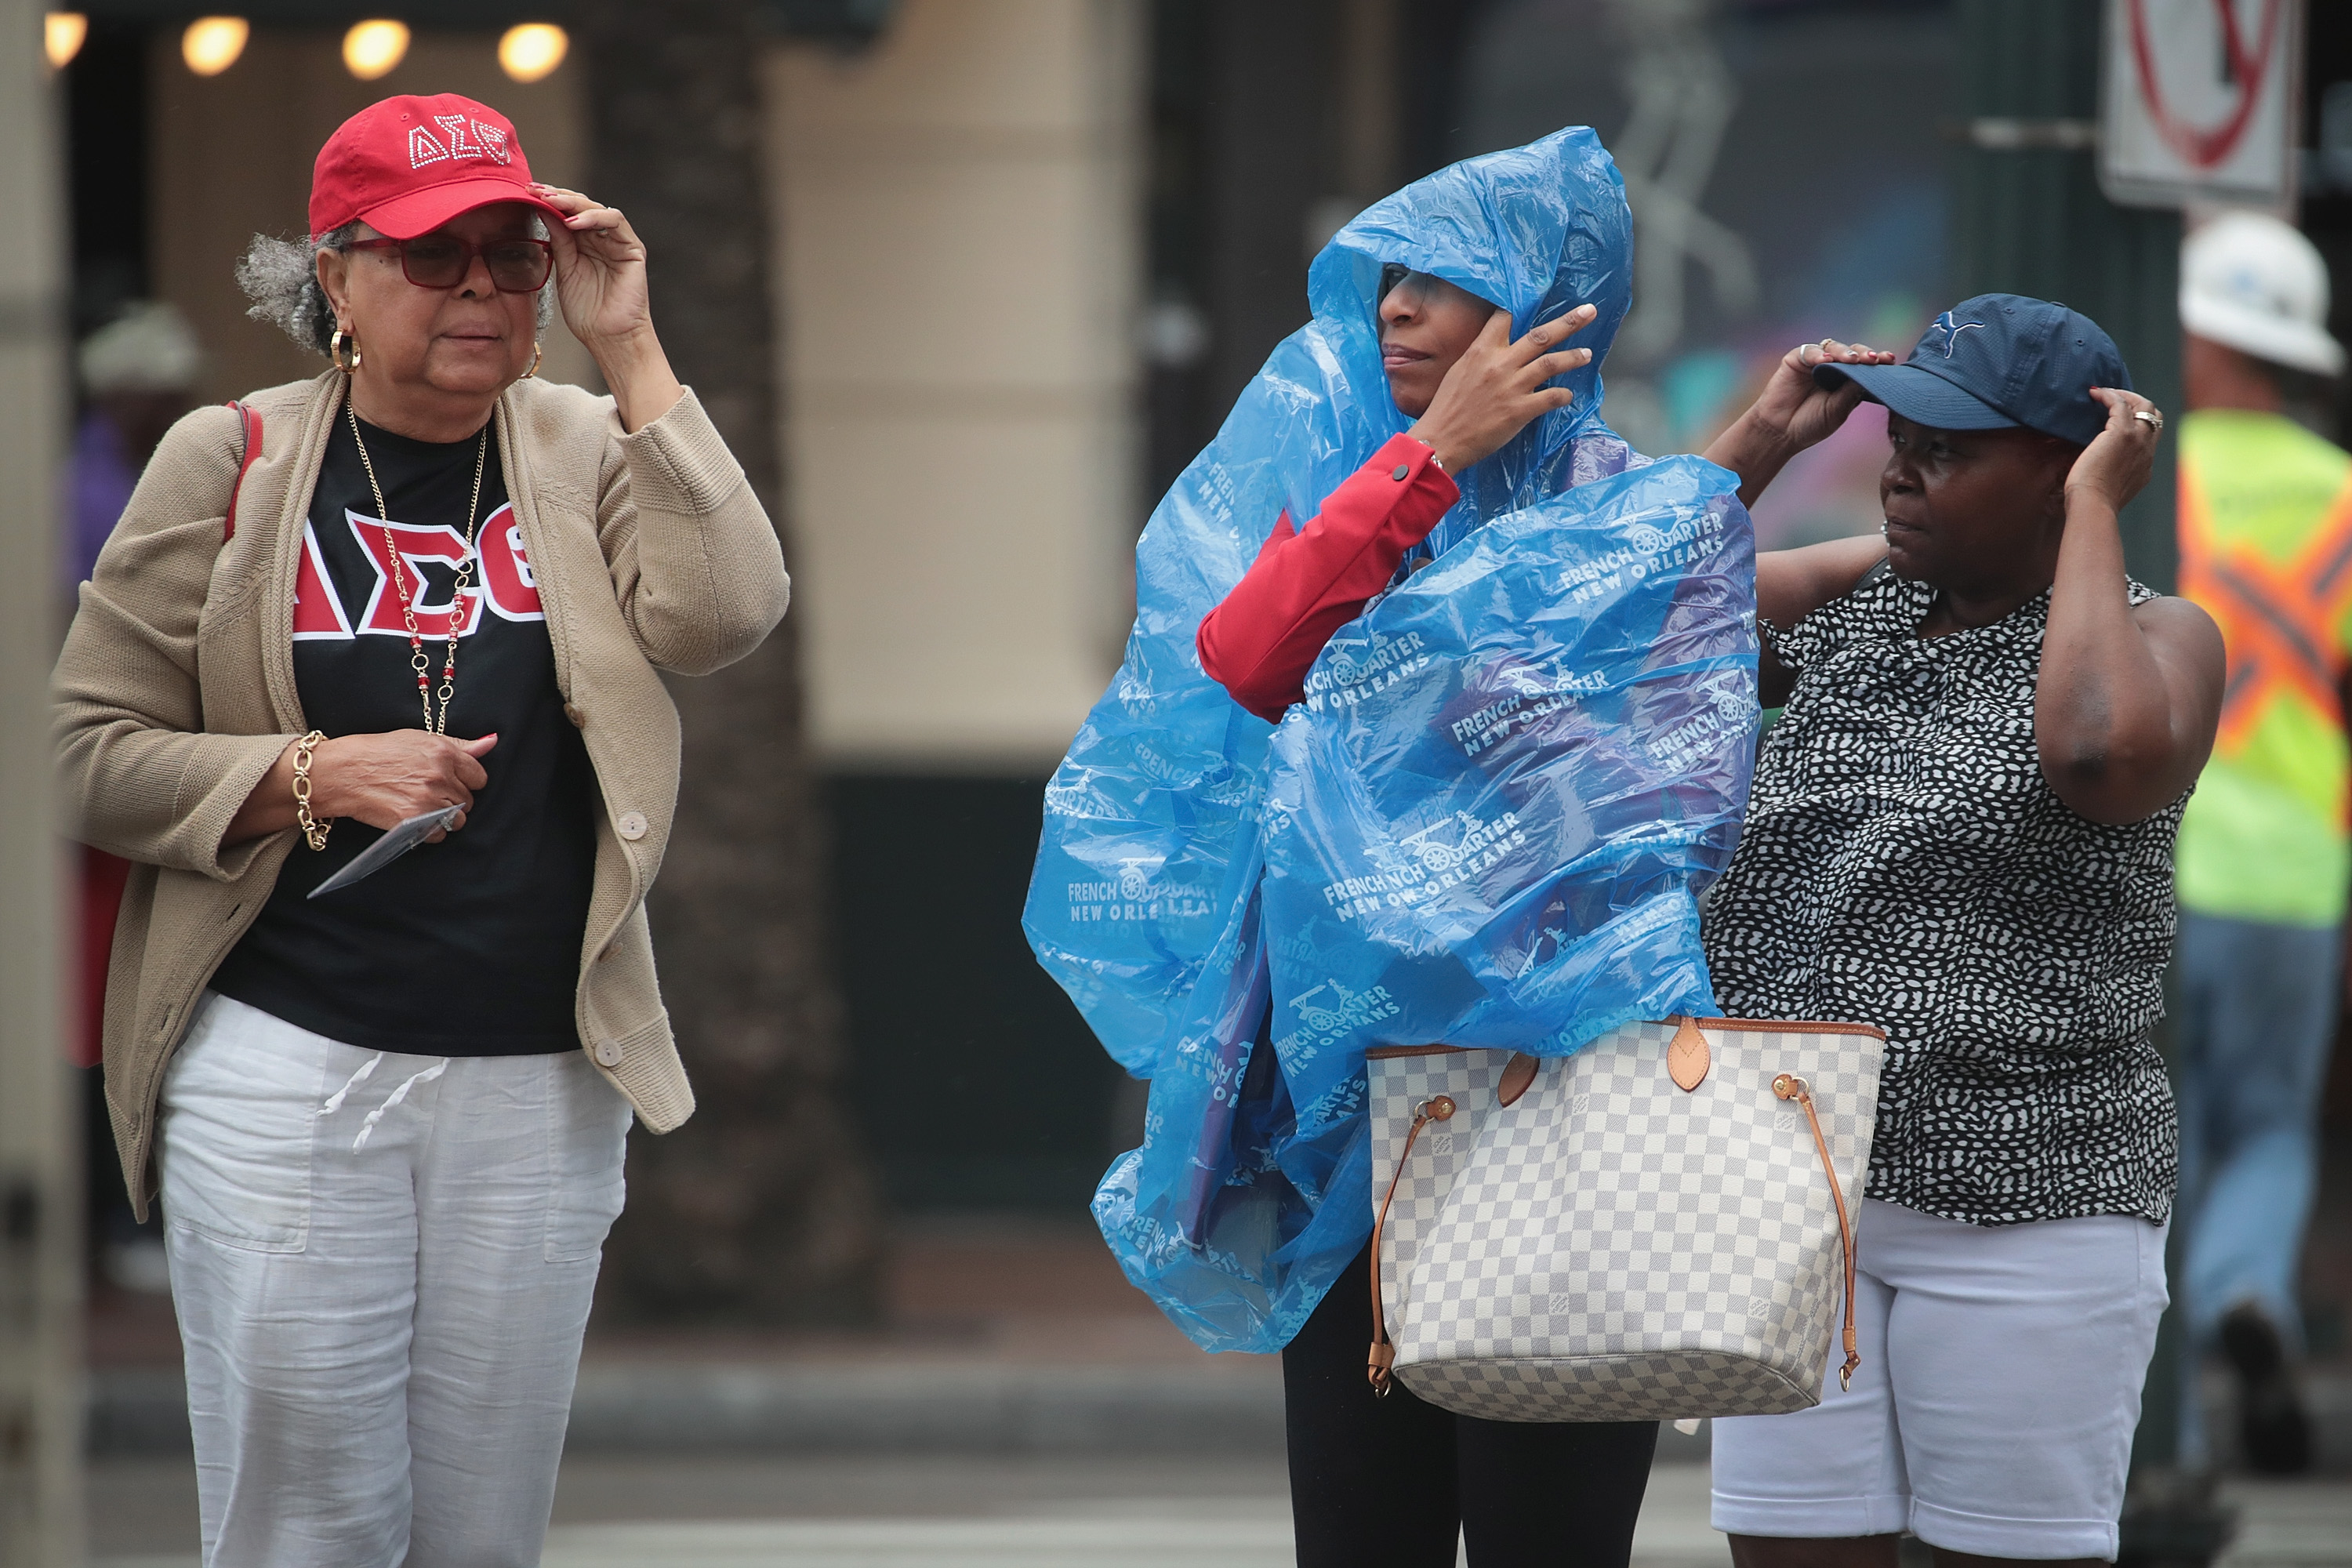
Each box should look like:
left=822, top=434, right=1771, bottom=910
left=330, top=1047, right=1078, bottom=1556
left=1812, top=293, right=2131, bottom=448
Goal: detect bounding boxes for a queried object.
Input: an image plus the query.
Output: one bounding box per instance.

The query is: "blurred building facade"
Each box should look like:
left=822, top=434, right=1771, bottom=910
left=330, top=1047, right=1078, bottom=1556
left=767, top=0, right=1149, bottom=1212
left=768, top=0, right=1142, bottom=768
left=49, top=7, right=2352, bottom=1321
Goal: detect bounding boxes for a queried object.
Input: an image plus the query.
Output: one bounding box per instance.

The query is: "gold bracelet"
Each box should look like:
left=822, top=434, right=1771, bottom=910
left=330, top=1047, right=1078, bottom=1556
left=292, top=730, right=332, bottom=851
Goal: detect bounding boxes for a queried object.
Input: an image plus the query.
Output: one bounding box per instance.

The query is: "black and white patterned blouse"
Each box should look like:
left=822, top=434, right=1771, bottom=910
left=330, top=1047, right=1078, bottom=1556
left=1703, top=564, right=2181, bottom=1227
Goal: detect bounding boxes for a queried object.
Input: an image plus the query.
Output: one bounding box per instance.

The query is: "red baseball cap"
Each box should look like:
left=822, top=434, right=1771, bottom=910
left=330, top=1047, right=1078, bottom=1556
left=310, top=93, right=568, bottom=241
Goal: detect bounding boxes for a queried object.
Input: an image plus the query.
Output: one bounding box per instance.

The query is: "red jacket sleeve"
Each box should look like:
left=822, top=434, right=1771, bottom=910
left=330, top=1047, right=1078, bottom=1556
left=1196, top=434, right=1460, bottom=722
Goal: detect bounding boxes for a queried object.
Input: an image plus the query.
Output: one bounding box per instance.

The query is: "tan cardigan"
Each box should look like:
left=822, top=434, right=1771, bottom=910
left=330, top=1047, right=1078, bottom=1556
left=53, top=368, right=789, bottom=1214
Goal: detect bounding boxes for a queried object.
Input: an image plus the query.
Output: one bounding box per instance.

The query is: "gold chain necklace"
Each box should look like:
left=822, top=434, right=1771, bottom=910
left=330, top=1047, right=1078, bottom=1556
left=345, top=401, right=489, bottom=735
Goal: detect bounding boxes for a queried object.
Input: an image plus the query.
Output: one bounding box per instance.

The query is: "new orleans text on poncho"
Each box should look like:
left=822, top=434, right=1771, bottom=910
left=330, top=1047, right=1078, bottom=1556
left=1320, top=809, right=1530, bottom=922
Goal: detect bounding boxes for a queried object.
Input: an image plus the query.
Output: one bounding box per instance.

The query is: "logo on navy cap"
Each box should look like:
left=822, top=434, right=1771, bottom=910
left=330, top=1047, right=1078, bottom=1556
left=1922, top=311, right=1987, bottom=358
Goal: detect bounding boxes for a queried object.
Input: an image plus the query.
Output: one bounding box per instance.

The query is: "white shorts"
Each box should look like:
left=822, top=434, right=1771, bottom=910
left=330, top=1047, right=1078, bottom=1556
left=1710, top=1198, right=2168, bottom=1561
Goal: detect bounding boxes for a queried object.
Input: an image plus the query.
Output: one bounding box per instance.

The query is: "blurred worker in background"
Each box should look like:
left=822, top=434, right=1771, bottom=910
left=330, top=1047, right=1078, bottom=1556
left=67, top=301, right=202, bottom=592
left=2172, top=210, right=2350, bottom=1477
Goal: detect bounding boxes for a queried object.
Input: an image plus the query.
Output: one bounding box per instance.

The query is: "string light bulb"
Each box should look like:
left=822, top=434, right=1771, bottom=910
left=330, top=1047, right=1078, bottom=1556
left=497, top=24, right=568, bottom=83
left=342, top=19, right=409, bottom=80
left=180, top=16, right=249, bottom=76
left=44, top=13, right=87, bottom=71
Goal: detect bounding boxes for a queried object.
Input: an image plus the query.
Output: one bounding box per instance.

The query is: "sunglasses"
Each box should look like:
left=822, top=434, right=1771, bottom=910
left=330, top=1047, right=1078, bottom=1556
left=348, top=235, right=554, bottom=293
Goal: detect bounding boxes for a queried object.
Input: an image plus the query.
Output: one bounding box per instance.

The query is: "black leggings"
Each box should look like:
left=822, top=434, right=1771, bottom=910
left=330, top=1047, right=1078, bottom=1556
left=1283, top=1241, right=1659, bottom=1567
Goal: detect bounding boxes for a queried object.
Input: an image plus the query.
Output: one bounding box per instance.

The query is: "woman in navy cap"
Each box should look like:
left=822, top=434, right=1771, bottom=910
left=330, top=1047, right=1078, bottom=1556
left=1700, top=297, right=2222, bottom=1566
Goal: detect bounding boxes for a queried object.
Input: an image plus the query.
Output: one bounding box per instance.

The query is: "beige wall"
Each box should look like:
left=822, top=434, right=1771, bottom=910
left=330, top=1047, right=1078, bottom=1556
left=765, top=0, right=1143, bottom=771
left=148, top=30, right=597, bottom=406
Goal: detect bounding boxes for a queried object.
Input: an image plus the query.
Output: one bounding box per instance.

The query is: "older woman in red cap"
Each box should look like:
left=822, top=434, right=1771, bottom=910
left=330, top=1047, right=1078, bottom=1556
left=53, top=93, right=787, bottom=1564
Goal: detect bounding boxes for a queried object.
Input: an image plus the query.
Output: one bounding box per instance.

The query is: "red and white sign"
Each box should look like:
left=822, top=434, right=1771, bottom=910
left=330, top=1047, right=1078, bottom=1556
left=2100, top=0, right=2301, bottom=209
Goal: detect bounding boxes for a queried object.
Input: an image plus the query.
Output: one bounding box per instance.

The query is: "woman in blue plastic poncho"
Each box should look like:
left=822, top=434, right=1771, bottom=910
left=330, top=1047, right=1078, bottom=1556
left=1206, top=271, right=1890, bottom=1568
left=1028, top=129, right=1891, bottom=1566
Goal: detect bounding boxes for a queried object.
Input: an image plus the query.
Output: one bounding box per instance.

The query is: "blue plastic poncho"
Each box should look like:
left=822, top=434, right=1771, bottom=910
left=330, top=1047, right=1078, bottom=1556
left=1024, top=128, right=1760, bottom=1354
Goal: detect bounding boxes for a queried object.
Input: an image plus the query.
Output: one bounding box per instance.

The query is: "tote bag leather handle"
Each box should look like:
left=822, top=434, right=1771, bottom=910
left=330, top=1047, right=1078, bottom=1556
left=1774, top=1072, right=1860, bottom=1391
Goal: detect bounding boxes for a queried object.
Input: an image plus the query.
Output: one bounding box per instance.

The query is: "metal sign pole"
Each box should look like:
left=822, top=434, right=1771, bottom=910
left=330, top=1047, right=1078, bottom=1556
left=0, top=0, right=84, bottom=1563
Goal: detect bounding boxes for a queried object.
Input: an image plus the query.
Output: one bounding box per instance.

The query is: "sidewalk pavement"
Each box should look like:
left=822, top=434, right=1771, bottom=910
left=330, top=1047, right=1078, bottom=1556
left=85, top=1457, right=2352, bottom=1567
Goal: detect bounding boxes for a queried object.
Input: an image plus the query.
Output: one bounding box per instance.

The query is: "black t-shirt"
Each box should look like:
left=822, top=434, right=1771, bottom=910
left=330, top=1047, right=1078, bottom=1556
left=209, top=410, right=599, bottom=1055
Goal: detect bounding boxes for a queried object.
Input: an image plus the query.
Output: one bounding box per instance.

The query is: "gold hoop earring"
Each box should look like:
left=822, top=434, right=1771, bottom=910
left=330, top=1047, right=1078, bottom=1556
left=526, top=339, right=543, bottom=378
left=330, top=328, right=361, bottom=375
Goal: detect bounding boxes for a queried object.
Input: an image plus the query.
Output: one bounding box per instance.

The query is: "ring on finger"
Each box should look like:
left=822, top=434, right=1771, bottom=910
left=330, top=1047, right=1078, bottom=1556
left=2132, top=408, right=2162, bottom=430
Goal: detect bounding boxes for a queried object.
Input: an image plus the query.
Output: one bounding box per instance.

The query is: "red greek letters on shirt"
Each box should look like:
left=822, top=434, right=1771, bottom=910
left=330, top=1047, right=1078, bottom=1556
left=296, top=505, right=544, bottom=640
left=347, top=512, right=485, bottom=639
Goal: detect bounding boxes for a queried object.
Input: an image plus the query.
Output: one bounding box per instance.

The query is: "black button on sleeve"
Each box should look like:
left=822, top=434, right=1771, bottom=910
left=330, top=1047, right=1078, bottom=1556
left=1391, top=464, right=1410, bottom=481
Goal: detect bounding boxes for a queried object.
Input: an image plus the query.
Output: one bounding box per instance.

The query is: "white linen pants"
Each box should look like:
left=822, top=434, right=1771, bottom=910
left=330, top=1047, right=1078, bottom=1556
left=159, top=992, right=630, bottom=1568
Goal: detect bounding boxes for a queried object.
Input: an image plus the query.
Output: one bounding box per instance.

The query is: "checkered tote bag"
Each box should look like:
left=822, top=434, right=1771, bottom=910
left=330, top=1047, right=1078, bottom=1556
left=1363, top=1016, right=1884, bottom=1422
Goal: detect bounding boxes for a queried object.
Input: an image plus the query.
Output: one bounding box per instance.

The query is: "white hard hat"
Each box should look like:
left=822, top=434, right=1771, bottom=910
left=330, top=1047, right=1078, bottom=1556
left=78, top=301, right=202, bottom=394
left=2181, top=212, right=2345, bottom=377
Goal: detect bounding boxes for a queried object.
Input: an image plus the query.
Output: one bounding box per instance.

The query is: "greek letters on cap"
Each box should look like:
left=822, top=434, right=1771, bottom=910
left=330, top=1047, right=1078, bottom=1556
left=408, top=115, right=513, bottom=171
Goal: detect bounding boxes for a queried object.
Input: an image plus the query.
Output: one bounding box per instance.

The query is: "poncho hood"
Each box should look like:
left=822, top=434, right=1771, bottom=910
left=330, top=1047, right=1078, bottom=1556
left=1305, top=127, right=1635, bottom=552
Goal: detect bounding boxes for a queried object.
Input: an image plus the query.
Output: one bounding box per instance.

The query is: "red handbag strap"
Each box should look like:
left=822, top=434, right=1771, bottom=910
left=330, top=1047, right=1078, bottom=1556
left=221, top=399, right=263, bottom=542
